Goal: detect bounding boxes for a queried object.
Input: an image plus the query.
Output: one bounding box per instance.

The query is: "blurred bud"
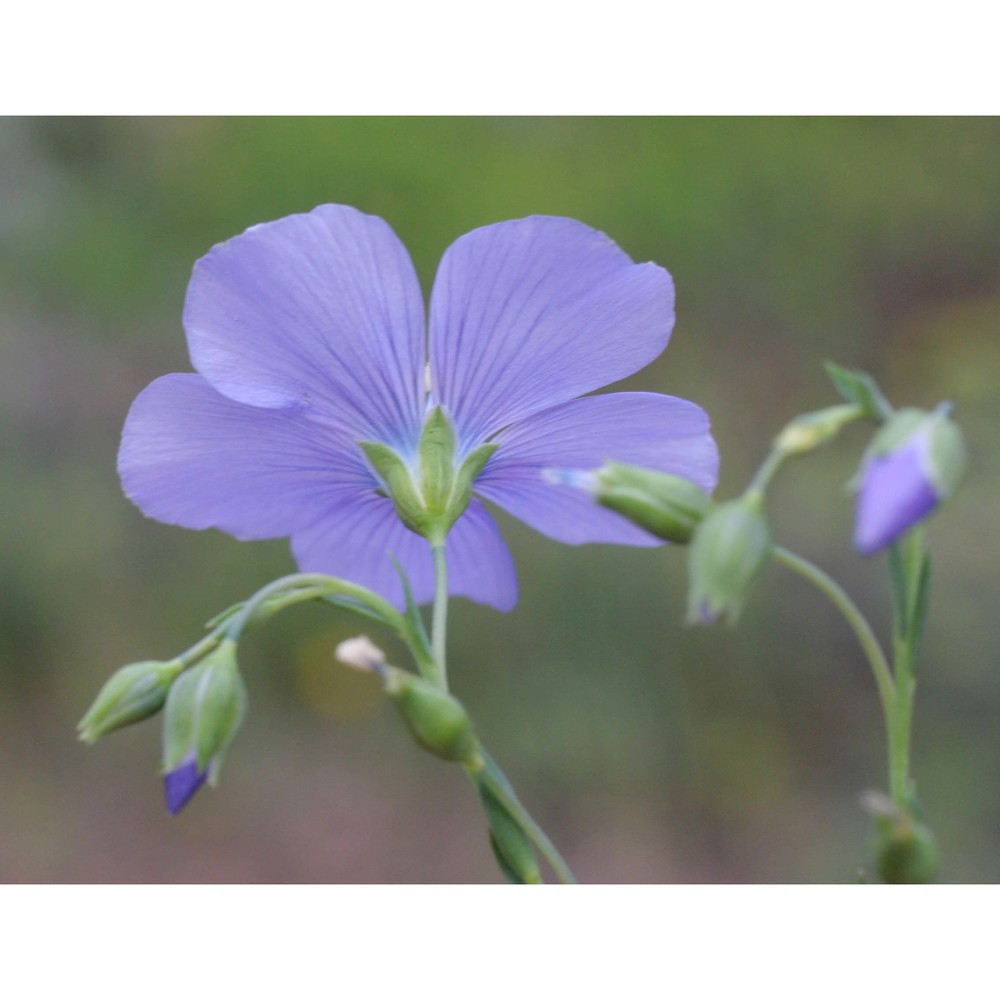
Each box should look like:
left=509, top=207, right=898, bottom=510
left=854, top=406, right=967, bottom=555
left=385, top=668, right=478, bottom=764
left=865, top=793, right=937, bottom=884
left=687, top=495, right=772, bottom=625
left=78, top=659, right=183, bottom=744
left=477, top=779, right=542, bottom=884
left=587, top=461, right=711, bottom=544
left=335, top=635, right=387, bottom=674
left=773, top=404, right=861, bottom=457
left=162, top=639, right=247, bottom=814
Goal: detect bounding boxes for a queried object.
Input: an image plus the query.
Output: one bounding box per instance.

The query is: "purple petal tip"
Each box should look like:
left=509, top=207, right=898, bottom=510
left=164, top=756, right=208, bottom=815
left=854, top=440, right=939, bottom=554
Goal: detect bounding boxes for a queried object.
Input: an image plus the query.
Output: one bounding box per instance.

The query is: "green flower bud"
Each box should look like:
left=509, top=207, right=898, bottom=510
left=865, top=793, right=937, bottom=884
left=876, top=820, right=938, bottom=884
left=478, top=779, right=542, bottom=884
left=593, top=461, right=712, bottom=544
left=162, top=639, right=247, bottom=784
left=385, top=667, right=478, bottom=764
left=78, top=659, right=183, bottom=744
left=773, top=404, right=862, bottom=457
left=687, top=494, right=772, bottom=625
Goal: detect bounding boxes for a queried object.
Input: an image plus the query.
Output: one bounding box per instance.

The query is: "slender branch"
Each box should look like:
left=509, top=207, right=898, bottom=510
left=747, top=449, right=787, bottom=496
left=772, top=546, right=895, bottom=722
left=887, top=530, right=925, bottom=807
left=431, top=544, right=449, bottom=688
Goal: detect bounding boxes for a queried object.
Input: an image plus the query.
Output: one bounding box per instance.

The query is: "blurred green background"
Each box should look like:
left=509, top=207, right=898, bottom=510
left=2, top=117, right=998, bottom=883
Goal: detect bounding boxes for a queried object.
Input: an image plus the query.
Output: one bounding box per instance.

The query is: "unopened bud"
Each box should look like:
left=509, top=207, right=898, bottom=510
left=335, top=635, right=387, bottom=674
left=854, top=406, right=967, bottom=554
left=478, top=779, right=542, bottom=884
left=773, top=404, right=861, bottom=457
left=687, top=494, right=772, bottom=625
left=162, top=639, right=247, bottom=813
left=591, top=462, right=712, bottom=544
left=78, top=659, right=183, bottom=743
left=865, top=793, right=938, bottom=884
left=385, top=668, right=477, bottom=764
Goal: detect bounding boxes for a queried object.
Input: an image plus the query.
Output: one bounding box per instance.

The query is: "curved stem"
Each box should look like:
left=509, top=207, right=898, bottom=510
left=431, top=544, right=449, bottom=689
left=747, top=449, right=787, bottom=496
left=471, top=750, right=578, bottom=885
left=772, top=546, right=895, bottom=724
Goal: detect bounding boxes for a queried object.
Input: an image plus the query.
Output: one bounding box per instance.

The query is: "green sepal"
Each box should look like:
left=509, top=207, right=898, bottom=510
left=824, top=362, right=893, bottom=422
left=418, top=406, right=458, bottom=515
left=926, top=406, right=967, bottom=500
left=385, top=668, right=478, bottom=764
left=477, top=777, right=542, bottom=884
left=78, top=659, right=183, bottom=743
left=446, top=442, right=498, bottom=530
left=595, top=462, right=711, bottom=544
left=360, top=440, right=428, bottom=534
left=687, top=494, right=773, bottom=625
left=162, top=639, right=247, bottom=782
left=362, top=411, right=489, bottom=544
left=868, top=408, right=928, bottom=456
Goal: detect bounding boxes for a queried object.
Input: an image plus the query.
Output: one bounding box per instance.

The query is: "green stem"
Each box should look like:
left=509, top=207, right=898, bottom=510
left=889, top=634, right=916, bottom=806
left=747, top=450, right=786, bottom=497
left=431, top=544, right=449, bottom=689
left=887, top=530, right=925, bottom=807
left=471, top=750, right=578, bottom=884
left=772, top=546, right=895, bottom=737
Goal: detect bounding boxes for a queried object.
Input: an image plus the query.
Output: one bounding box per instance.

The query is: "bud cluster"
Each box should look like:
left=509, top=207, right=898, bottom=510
left=78, top=637, right=249, bottom=816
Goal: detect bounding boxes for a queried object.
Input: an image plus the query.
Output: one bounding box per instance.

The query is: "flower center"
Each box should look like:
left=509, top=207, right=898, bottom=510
left=360, top=407, right=497, bottom=545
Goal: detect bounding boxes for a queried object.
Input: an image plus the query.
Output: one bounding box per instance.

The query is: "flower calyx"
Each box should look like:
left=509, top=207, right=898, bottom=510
left=162, top=639, right=247, bottom=813
left=593, top=461, right=712, bottom=544
left=361, top=406, right=496, bottom=545
left=77, top=659, right=184, bottom=744
left=384, top=667, right=479, bottom=765
left=687, top=492, right=773, bottom=626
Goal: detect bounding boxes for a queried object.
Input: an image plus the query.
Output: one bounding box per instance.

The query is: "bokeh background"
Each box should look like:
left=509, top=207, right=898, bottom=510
left=2, top=117, right=998, bottom=883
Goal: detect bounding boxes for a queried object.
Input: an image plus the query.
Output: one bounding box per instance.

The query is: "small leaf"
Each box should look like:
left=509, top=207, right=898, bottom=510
left=391, top=557, right=434, bottom=669
left=477, top=779, right=542, bottom=884
left=824, top=362, right=892, bottom=422
left=489, top=832, right=527, bottom=884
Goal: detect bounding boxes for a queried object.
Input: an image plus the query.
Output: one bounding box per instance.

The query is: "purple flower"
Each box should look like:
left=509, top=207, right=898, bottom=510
left=854, top=408, right=966, bottom=555
left=163, top=753, right=207, bottom=815
left=120, top=205, right=718, bottom=610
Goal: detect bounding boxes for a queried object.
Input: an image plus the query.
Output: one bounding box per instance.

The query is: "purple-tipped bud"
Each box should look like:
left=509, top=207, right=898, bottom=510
left=854, top=407, right=966, bottom=555
left=164, top=753, right=208, bottom=814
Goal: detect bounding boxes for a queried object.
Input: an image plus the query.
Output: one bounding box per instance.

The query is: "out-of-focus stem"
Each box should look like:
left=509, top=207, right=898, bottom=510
left=431, top=544, right=449, bottom=689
